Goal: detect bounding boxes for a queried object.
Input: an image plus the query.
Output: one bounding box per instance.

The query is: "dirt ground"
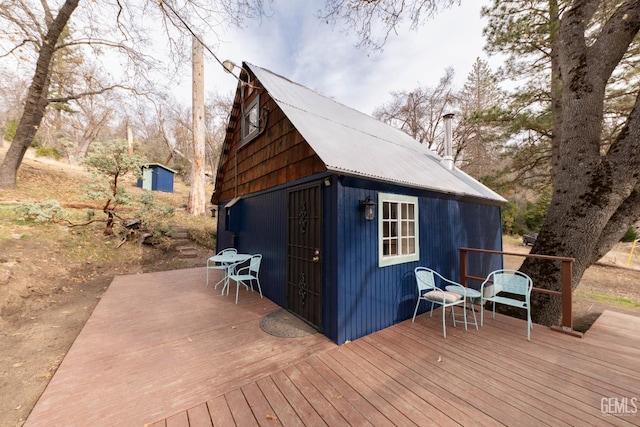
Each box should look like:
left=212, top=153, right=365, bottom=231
left=0, top=240, right=212, bottom=426
left=0, top=148, right=215, bottom=426
left=1, top=148, right=640, bottom=426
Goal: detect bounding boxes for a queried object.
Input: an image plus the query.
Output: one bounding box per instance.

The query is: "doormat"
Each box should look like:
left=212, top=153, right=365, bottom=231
left=260, top=309, right=317, bottom=338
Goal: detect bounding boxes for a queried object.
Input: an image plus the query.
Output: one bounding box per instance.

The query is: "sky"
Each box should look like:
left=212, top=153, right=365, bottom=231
left=188, top=0, right=496, bottom=115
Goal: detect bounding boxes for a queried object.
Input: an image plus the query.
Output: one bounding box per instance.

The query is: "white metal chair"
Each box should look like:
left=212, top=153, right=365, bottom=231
left=412, top=267, right=467, bottom=338
left=227, top=254, right=263, bottom=304
left=480, top=269, right=533, bottom=341
left=206, top=248, right=237, bottom=288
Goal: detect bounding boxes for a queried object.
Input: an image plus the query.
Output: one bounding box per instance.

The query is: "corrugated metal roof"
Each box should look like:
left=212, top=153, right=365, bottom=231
left=142, top=163, right=176, bottom=174
left=246, top=63, right=506, bottom=204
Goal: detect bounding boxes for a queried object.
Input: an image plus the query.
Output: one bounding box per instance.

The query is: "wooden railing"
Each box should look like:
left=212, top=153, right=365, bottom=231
left=459, top=247, right=580, bottom=336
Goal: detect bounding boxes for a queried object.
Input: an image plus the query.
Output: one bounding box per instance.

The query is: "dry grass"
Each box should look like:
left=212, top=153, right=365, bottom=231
left=0, top=147, right=221, bottom=426
left=0, top=150, right=215, bottom=252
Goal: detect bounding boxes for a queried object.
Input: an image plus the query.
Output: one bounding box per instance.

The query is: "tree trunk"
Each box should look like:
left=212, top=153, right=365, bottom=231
left=521, top=1, right=640, bottom=326
left=0, top=0, right=80, bottom=189
left=187, top=35, right=206, bottom=216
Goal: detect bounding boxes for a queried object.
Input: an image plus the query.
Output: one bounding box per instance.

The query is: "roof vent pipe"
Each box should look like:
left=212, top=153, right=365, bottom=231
left=441, top=113, right=455, bottom=170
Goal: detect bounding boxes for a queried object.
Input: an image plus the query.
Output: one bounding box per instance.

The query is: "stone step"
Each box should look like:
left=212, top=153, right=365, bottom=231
left=169, top=224, right=190, bottom=239
left=172, top=238, right=192, bottom=246
left=176, top=245, right=198, bottom=258
left=170, top=231, right=189, bottom=239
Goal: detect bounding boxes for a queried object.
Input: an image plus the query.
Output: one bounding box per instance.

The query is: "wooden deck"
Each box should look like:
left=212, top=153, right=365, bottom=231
left=25, top=267, right=640, bottom=426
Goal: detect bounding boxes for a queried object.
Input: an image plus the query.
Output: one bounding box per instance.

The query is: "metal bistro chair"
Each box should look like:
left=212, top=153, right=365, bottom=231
left=227, top=254, right=263, bottom=304
left=412, top=267, right=467, bottom=338
left=480, top=269, right=533, bottom=341
left=206, top=248, right=237, bottom=288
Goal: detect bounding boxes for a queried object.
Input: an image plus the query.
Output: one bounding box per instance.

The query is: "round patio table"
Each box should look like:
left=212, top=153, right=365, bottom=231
left=445, top=285, right=481, bottom=330
left=209, top=252, right=252, bottom=295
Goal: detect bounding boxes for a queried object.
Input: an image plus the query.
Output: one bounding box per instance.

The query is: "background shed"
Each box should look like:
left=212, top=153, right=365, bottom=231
left=136, top=163, right=175, bottom=193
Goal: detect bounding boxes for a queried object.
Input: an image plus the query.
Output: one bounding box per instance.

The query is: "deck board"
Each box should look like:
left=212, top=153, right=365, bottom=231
left=375, top=326, right=594, bottom=426
left=256, top=377, right=305, bottom=426
left=24, top=267, right=334, bottom=426
left=185, top=404, right=213, bottom=427
left=282, top=365, right=347, bottom=426
left=24, top=267, right=640, bottom=426
left=304, top=357, right=392, bottom=426
left=205, top=396, right=234, bottom=427
left=240, top=382, right=281, bottom=427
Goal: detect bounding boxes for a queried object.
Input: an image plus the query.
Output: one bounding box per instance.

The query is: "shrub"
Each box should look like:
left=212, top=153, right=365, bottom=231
left=35, top=146, right=62, bottom=160
left=83, top=140, right=176, bottom=239
left=621, top=226, right=638, bottom=242
left=3, top=119, right=18, bottom=141
left=14, top=200, right=68, bottom=223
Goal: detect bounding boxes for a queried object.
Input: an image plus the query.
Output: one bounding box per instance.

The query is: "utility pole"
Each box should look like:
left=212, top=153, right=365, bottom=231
left=187, top=35, right=206, bottom=215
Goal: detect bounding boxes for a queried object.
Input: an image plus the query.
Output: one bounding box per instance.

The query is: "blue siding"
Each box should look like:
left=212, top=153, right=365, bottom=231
left=322, top=176, right=339, bottom=340
left=334, top=182, right=502, bottom=344
left=153, top=167, right=174, bottom=193
left=137, top=165, right=174, bottom=192
left=216, top=174, right=333, bottom=308
left=216, top=191, right=287, bottom=306
left=215, top=174, right=503, bottom=345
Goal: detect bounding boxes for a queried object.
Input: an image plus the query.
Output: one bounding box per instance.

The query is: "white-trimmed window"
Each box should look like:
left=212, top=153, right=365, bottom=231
left=378, top=193, right=419, bottom=267
left=241, top=95, right=260, bottom=144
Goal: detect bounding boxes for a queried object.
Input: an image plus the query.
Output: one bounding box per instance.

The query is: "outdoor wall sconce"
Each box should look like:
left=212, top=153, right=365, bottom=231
left=359, top=196, right=376, bottom=221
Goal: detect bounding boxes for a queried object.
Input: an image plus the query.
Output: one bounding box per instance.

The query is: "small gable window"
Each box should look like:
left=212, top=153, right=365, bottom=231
left=242, top=95, right=260, bottom=144
left=378, top=193, right=419, bottom=267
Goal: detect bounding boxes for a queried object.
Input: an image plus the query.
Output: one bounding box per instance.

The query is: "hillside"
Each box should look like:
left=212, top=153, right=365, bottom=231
left=0, top=146, right=216, bottom=426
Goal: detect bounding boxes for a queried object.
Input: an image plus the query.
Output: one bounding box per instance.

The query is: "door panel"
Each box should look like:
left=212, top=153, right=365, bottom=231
left=287, top=183, right=323, bottom=330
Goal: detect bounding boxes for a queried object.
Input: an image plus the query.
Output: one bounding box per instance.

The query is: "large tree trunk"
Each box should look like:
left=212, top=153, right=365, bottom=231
left=187, top=36, right=206, bottom=215
left=0, top=0, right=80, bottom=189
left=521, top=1, right=640, bottom=326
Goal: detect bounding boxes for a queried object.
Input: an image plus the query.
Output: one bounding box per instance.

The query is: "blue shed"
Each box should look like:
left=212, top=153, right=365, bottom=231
left=137, top=163, right=175, bottom=193
left=212, top=63, right=506, bottom=344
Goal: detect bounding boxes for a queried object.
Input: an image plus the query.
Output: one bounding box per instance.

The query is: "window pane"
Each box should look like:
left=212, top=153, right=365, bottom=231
left=383, top=202, right=390, bottom=219
left=390, top=204, right=398, bottom=219
left=407, top=204, right=415, bottom=220
left=250, top=105, right=259, bottom=127
left=243, top=101, right=259, bottom=140
left=390, top=222, right=397, bottom=237
left=402, top=237, right=415, bottom=253
left=389, top=239, right=398, bottom=255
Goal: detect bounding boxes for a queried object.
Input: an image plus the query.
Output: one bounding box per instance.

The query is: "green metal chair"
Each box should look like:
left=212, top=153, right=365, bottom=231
left=480, top=269, right=533, bottom=341
left=227, top=254, right=263, bottom=304
left=412, top=267, right=467, bottom=338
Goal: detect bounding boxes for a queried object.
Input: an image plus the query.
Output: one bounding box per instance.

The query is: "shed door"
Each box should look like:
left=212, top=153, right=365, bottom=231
left=287, top=183, right=323, bottom=330
left=142, top=168, right=153, bottom=190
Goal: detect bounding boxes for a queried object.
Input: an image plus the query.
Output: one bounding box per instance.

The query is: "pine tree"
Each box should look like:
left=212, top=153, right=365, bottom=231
left=456, top=57, right=505, bottom=179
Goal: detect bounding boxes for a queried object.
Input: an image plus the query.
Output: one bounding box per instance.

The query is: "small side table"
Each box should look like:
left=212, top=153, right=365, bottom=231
left=445, top=286, right=481, bottom=330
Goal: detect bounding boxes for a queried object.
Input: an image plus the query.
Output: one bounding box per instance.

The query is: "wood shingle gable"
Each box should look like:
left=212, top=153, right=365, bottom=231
left=213, top=72, right=325, bottom=204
